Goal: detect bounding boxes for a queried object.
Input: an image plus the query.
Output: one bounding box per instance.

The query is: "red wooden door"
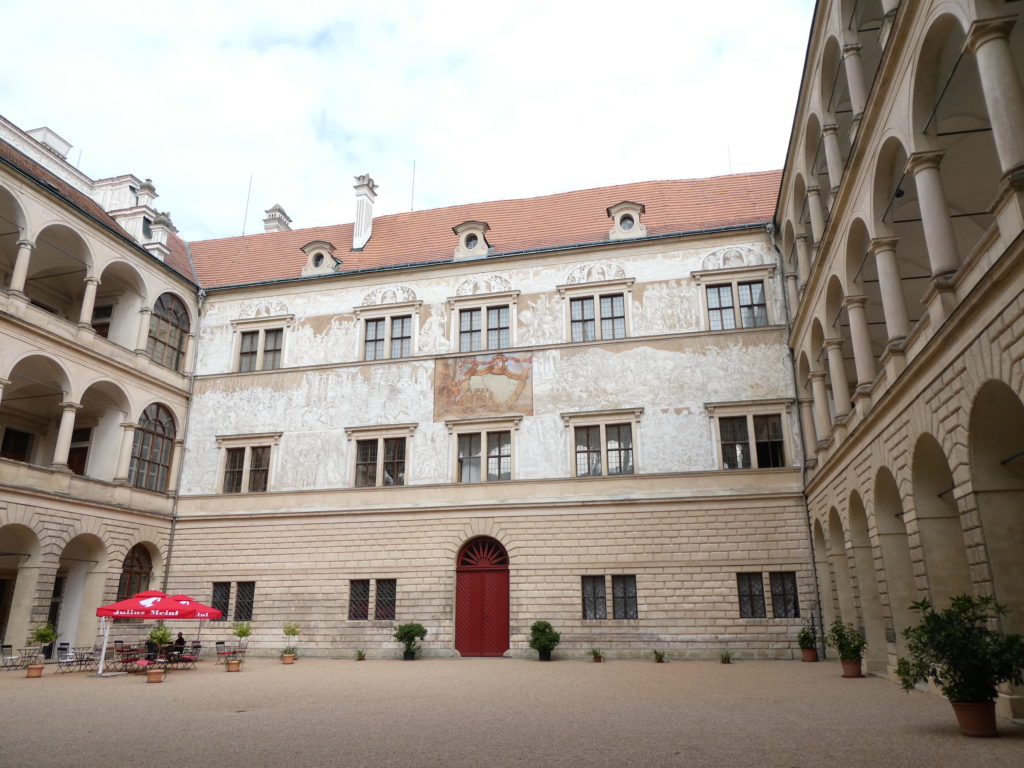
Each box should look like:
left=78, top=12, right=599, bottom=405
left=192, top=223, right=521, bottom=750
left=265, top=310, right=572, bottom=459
left=455, top=538, right=509, bottom=657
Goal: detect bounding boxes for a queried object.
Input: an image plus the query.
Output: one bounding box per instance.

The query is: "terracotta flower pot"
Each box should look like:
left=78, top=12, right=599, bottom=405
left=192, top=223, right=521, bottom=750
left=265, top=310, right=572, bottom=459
left=801, top=648, right=819, bottom=662
left=226, top=659, right=242, bottom=672
left=146, top=668, right=164, bottom=683
left=593, top=656, right=602, bottom=663
left=25, top=664, right=44, bottom=679
left=951, top=701, right=998, bottom=738
left=840, top=659, right=863, bottom=678
left=281, top=654, right=295, bottom=665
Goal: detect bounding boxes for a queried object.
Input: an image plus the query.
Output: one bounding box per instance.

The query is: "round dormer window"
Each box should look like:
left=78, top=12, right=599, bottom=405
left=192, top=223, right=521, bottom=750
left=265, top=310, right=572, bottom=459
left=620, top=214, right=635, bottom=231
left=465, top=234, right=479, bottom=249
left=313, top=253, right=325, bottom=268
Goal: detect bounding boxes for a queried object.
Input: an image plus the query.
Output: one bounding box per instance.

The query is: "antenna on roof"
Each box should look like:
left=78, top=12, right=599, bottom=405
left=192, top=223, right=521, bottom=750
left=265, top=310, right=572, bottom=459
left=410, top=159, right=416, bottom=211
left=241, top=173, right=254, bottom=235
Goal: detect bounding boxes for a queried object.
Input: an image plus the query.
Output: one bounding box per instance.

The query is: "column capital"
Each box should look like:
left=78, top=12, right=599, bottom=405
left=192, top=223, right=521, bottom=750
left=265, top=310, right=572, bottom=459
left=139, top=307, right=152, bottom=315
left=843, top=294, right=868, bottom=310
left=806, top=185, right=822, bottom=196
left=58, top=401, right=82, bottom=413
left=0, top=377, right=10, bottom=388
left=964, top=16, right=1016, bottom=54
left=809, top=370, right=828, bottom=383
left=907, top=151, right=944, bottom=174
left=822, top=123, right=839, bottom=135
left=120, top=421, right=139, bottom=430
left=785, top=272, right=798, bottom=282
left=795, top=232, right=810, bottom=243
left=823, top=338, right=845, bottom=351
left=869, top=236, right=899, bottom=254
left=16, top=239, right=35, bottom=251
left=841, top=42, right=862, bottom=57
left=83, top=276, right=99, bottom=287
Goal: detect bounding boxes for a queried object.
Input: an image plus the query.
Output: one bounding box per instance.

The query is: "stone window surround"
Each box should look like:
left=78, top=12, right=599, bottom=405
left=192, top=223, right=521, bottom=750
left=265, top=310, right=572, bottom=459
left=445, top=415, right=524, bottom=483
left=581, top=573, right=641, bottom=622
left=230, top=314, right=294, bottom=372
left=214, top=431, right=282, bottom=494
left=346, top=577, right=399, bottom=623
left=556, top=277, right=635, bottom=343
left=691, top=264, right=776, bottom=331
left=344, top=423, right=417, bottom=488
left=705, top=398, right=794, bottom=471
left=353, top=300, right=423, bottom=361
left=446, top=290, right=520, bottom=352
left=560, top=407, right=643, bottom=477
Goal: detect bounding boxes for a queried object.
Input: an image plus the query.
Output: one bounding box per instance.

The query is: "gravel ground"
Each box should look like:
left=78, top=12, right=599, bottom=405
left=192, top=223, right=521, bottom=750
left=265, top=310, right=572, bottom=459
left=1, top=657, right=1021, bottom=768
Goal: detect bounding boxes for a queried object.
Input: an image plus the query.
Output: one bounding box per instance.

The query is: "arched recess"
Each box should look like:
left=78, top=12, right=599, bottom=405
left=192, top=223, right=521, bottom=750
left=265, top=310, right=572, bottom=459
left=911, top=14, right=1000, bottom=264
left=25, top=223, right=92, bottom=322
left=810, top=318, right=838, bottom=421
left=94, top=260, right=147, bottom=347
left=0, top=523, right=41, bottom=646
left=115, top=542, right=158, bottom=601
left=874, top=467, right=917, bottom=650
left=843, top=218, right=885, bottom=369
left=910, top=433, right=972, bottom=607
left=805, top=114, right=830, bottom=200
left=969, top=381, right=1024, bottom=636
left=51, top=534, right=108, bottom=648
left=824, top=276, right=856, bottom=409
left=840, top=0, right=885, bottom=92
left=871, top=136, right=928, bottom=333
left=792, top=174, right=816, bottom=248
left=454, top=536, right=509, bottom=657
left=147, top=293, right=191, bottom=372
left=828, top=508, right=857, bottom=624
left=820, top=36, right=854, bottom=162
left=129, top=403, right=177, bottom=492
left=812, top=519, right=835, bottom=628
left=848, top=492, right=886, bottom=673
left=73, top=380, right=130, bottom=481
left=0, top=354, right=71, bottom=467
left=782, top=219, right=798, bottom=280
left=0, top=184, right=27, bottom=289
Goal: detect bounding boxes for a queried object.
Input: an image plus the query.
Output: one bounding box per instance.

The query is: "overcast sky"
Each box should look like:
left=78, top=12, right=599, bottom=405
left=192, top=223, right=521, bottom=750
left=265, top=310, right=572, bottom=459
left=3, top=1, right=815, bottom=242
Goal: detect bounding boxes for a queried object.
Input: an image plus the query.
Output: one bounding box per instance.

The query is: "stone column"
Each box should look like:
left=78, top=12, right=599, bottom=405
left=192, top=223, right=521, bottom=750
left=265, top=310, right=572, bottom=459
left=809, top=371, right=833, bottom=442
left=51, top=401, right=81, bottom=470
left=8, top=239, right=34, bottom=295
left=843, top=295, right=877, bottom=385
left=785, top=273, right=799, bottom=317
left=113, top=422, right=137, bottom=484
left=135, top=308, right=152, bottom=354
left=869, top=237, right=910, bottom=340
left=77, top=277, right=99, bottom=328
left=908, top=152, right=960, bottom=277
left=966, top=19, right=1024, bottom=174
left=799, top=398, right=818, bottom=463
left=822, top=124, right=844, bottom=201
left=806, top=187, right=826, bottom=244
left=182, top=333, right=196, bottom=376
left=166, top=439, right=184, bottom=493
left=0, top=377, right=9, bottom=401
left=795, top=234, right=812, bottom=287
left=842, top=43, right=868, bottom=117
left=824, top=339, right=851, bottom=416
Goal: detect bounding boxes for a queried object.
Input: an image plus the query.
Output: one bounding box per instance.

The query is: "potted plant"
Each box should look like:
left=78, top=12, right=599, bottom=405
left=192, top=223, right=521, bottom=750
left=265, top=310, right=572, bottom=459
left=797, top=618, right=819, bottom=662
left=896, top=595, right=1024, bottom=737
left=30, top=623, right=57, bottom=662
left=528, top=621, right=560, bottom=661
left=281, top=621, right=300, bottom=664
left=653, top=649, right=666, bottom=663
left=394, top=622, right=427, bottom=660
left=719, top=649, right=732, bottom=664
left=355, top=649, right=366, bottom=661
left=827, top=618, right=866, bottom=678
left=590, top=648, right=603, bottom=663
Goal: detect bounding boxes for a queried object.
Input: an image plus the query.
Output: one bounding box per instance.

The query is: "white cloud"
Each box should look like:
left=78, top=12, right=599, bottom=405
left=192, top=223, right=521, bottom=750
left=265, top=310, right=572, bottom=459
left=2, top=0, right=814, bottom=240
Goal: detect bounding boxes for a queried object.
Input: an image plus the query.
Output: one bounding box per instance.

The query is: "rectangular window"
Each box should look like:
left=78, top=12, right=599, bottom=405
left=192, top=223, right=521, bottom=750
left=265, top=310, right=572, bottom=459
left=605, top=424, right=633, bottom=475
left=599, top=294, right=626, bottom=339
left=211, top=582, right=231, bottom=621
left=222, top=444, right=272, bottom=493
left=574, top=422, right=634, bottom=477
left=459, top=309, right=482, bottom=352
left=0, top=427, right=32, bottom=462
left=375, top=578, right=397, bottom=620
left=349, top=429, right=413, bottom=488
left=570, top=297, right=596, bottom=342
left=248, top=446, right=270, bottom=492
left=234, top=581, right=255, bottom=621
left=707, top=285, right=736, bottom=331
left=457, top=433, right=481, bottom=483
left=581, top=575, right=607, bottom=620
left=738, top=281, right=768, bottom=328
left=770, top=572, right=800, bottom=618
left=262, top=329, right=283, bottom=370
left=238, top=331, right=259, bottom=372
left=382, top=438, right=405, bottom=486
left=574, top=425, right=602, bottom=476
left=486, top=431, right=511, bottom=481
left=223, top=447, right=245, bottom=493
left=754, top=415, right=785, bottom=468
left=91, top=305, right=112, bottom=338
left=612, top=575, right=638, bottom=619
left=737, top=572, right=766, bottom=618
left=390, top=315, right=412, bottom=358
left=348, top=579, right=370, bottom=620
left=719, top=416, right=751, bottom=469
left=364, top=319, right=386, bottom=360
left=355, top=439, right=378, bottom=488
left=237, top=327, right=284, bottom=371
left=487, top=306, right=510, bottom=349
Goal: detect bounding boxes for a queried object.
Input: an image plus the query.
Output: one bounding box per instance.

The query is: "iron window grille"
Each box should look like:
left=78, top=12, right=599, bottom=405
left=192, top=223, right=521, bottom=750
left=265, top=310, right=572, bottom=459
left=612, top=575, right=638, bottom=619
left=234, top=581, right=255, bottom=621
left=582, top=575, right=607, bottom=620
left=737, top=572, right=766, bottom=618
left=349, top=579, right=370, bottom=620
left=770, top=571, right=800, bottom=618
left=211, top=582, right=231, bottom=621
left=375, top=579, right=397, bottom=621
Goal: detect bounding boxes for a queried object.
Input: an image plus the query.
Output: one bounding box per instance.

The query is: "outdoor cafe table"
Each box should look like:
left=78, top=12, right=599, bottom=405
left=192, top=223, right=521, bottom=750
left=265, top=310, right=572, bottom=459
left=17, top=648, right=40, bottom=669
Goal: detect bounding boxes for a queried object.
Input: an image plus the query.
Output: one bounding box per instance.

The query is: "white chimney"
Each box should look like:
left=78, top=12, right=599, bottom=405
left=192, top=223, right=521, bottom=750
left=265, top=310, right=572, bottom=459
left=263, top=204, right=292, bottom=233
left=27, top=127, right=72, bottom=159
left=353, top=174, right=377, bottom=251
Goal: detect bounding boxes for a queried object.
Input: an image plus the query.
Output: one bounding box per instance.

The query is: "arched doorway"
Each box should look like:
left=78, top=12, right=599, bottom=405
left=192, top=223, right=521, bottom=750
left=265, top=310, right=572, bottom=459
left=455, top=537, right=509, bottom=657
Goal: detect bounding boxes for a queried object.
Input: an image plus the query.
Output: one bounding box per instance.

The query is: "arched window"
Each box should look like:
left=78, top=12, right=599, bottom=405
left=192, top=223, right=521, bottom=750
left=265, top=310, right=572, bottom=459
left=116, top=544, right=153, bottom=601
left=129, top=404, right=175, bottom=492
left=147, top=293, right=190, bottom=371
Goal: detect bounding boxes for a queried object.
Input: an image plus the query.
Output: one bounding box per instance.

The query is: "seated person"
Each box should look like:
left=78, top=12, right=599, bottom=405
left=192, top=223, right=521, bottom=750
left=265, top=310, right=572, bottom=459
left=174, top=632, right=186, bottom=649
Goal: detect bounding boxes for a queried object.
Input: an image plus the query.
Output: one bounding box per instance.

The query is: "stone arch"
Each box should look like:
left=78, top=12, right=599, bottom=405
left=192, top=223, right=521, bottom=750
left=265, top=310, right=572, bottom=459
left=839, top=0, right=886, bottom=90
left=0, top=522, right=42, bottom=646
left=53, top=533, right=109, bottom=648
left=874, top=466, right=916, bottom=651
left=804, top=112, right=829, bottom=197
left=828, top=507, right=857, bottom=624
left=848, top=491, right=886, bottom=673
left=0, top=182, right=28, bottom=291
left=968, top=380, right=1024, bottom=636
left=26, top=222, right=93, bottom=322
left=73, top=379, right=131, bottom=481
left=819, top=35, right=854, bottom=163
left=824, top=274, right=856, bottom=412
left=843, top=217, right=887, bottom=365
left=812, top=518, right=835, bottom=628
left=0, top=353, right=74, bottom=468
left=910, top=432, right=972, bottom=607
left=94, top=259, right=148, bottom=347
left=792, top=173, right=815, bottom=247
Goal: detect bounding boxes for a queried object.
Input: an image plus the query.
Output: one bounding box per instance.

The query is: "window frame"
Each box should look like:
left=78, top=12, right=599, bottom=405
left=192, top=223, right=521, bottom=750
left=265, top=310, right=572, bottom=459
left=445, top=416, right=522, bottom=483
left=345, top=424, right=417, bottom=488
left=561, top=408, right=642, bottom=477
left=769, top=571, right=800, bottom=618
left=147, top=293, right=191, bottom=372
left=129, top=404, right=176, bottom=492
left=556, top=278, right=635, bottom=343
left=580, top=574, right=640, bottom=621
left=353, top=300, right=422, bottom=361
left=230, top=314, right=294, bottom=372
left=215, top=432, right=282, bottom=493
left=446, top=291, right=520, bottom=353
left=347, top=578, right=397, bottom=621
left=705, top=399, right=794, bottom=471
left=691, top=263, right=776, bottom=332
left=736, top=572, right=767, bottom=619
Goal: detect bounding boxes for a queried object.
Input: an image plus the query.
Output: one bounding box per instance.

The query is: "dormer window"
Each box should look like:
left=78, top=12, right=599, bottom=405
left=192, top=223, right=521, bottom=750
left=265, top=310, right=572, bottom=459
left=301, top=240, right=338, bottom=276
left=606, top=201, right=647, bottom=240
left=453, top=221, right=490, bottom=260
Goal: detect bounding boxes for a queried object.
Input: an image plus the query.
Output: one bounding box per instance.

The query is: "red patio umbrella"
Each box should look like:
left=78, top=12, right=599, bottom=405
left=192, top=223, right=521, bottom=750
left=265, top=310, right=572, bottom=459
left=94, top=592, right=197, bottom=675
left=168, top=595, right=222, bottom=644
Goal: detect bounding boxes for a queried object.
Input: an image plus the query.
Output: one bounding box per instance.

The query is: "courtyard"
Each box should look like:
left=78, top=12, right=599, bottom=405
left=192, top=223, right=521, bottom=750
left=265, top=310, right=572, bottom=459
left=1, top=657, right=1022, bottom=767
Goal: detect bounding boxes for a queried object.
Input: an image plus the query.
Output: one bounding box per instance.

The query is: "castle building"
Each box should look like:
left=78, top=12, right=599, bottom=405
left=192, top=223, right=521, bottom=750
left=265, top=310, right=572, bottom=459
left=0, top=0, right=1021, bottom=717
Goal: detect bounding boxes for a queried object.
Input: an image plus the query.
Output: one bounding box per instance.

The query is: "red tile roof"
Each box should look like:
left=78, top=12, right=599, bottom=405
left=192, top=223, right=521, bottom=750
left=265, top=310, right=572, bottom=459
left=189, top=170, right=781, bottom=289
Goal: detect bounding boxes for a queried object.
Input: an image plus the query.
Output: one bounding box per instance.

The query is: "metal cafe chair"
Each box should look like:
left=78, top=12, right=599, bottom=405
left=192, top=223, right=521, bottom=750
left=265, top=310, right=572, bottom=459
left=215, top=640, right=233, bottom=665
left=56, top=643, right=77, bottom=673
left=0, top=645, right=19, bottom=670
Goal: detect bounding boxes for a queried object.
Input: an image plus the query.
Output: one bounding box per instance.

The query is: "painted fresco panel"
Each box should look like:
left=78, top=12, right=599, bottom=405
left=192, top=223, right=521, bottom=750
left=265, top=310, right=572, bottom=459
left=434, top=353, right=533, bottom=420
